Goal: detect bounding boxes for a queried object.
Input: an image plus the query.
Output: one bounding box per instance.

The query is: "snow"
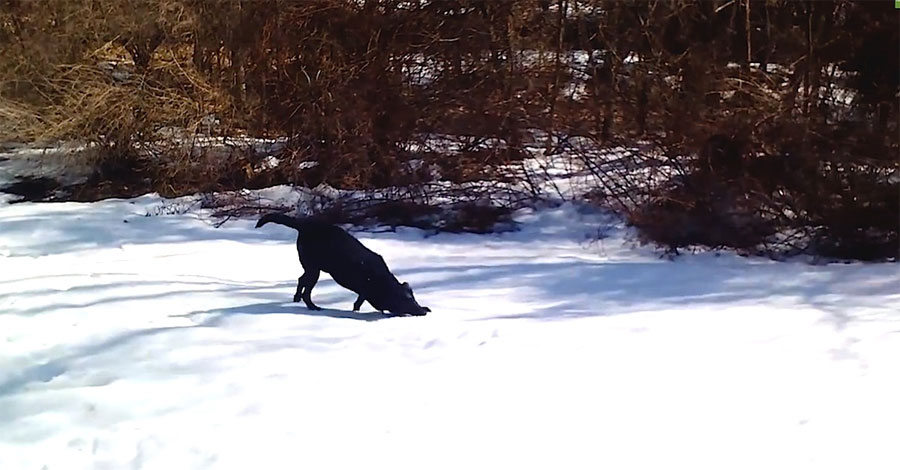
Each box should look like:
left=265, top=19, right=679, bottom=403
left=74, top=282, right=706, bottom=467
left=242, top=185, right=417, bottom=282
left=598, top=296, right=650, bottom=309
left=1, top=193, right=899, bottom=470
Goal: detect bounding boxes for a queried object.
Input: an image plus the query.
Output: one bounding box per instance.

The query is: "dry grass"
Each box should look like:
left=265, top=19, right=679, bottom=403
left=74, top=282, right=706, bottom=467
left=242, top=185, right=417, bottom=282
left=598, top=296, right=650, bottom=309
left=0, top=0, right=896, bottom=257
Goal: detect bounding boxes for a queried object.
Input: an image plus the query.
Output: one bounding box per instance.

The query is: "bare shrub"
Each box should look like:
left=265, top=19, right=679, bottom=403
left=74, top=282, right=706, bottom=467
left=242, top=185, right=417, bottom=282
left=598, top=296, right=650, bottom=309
left=0, top=1, right=896, bottom=255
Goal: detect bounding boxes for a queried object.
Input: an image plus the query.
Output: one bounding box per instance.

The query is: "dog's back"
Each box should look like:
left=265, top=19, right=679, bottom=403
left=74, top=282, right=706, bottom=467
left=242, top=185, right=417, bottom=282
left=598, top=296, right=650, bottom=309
left=291, top=221, right=391, bottom=280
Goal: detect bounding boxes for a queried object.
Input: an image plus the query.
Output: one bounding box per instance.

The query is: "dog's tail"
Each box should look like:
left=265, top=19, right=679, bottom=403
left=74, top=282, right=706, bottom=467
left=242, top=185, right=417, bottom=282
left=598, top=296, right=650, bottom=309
left=255, top=212, right=307, bottom=232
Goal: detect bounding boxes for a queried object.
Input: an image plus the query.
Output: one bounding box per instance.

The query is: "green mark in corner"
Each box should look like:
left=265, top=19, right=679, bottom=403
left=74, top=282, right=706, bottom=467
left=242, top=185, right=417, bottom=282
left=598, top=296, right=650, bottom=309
left=896, top=0, right=900, bottom=9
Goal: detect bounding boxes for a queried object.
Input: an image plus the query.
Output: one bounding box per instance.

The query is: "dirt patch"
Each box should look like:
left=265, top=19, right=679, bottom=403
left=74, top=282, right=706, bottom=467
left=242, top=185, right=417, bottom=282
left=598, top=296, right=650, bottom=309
left=0, top=176, right=61, bottom=202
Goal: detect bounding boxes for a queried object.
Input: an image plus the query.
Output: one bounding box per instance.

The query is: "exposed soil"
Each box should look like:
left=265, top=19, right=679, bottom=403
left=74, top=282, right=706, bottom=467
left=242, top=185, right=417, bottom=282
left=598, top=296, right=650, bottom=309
left=0, top=176, right=61, bottom=202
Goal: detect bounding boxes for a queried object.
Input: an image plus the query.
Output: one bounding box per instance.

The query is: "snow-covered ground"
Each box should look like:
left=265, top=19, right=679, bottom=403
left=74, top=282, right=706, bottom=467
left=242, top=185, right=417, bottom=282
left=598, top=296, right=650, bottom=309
left=1, top=193, right=899, bottom=470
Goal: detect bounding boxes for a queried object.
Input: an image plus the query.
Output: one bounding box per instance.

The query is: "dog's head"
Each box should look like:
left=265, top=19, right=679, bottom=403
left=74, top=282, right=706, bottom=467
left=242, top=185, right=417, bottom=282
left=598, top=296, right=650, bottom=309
left=387, top=281, right=430, bottom=316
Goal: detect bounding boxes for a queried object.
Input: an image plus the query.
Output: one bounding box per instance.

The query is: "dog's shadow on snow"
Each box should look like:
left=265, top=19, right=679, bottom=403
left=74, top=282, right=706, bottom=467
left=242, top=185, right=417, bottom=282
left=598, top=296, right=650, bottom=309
left=185, top=301, right=407, bottom=326
left=0, top=302, right=399, bottom=399
left=165, top=256, right=897, bottom=326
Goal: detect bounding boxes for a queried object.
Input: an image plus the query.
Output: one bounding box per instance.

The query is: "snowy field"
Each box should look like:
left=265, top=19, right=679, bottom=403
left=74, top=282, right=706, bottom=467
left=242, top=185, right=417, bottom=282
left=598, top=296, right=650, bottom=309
left=1, top=193, right=899, bottom=470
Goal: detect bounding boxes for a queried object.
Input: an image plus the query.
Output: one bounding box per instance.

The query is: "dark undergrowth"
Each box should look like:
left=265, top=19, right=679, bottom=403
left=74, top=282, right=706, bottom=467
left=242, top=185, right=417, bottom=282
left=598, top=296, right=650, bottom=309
left=1, top=1, right=896, bottom=259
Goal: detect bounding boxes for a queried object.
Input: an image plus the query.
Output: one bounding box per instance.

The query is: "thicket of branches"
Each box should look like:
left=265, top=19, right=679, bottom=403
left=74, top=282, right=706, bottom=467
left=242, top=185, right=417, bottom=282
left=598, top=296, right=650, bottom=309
left=0, top=0, right=896, bottom=260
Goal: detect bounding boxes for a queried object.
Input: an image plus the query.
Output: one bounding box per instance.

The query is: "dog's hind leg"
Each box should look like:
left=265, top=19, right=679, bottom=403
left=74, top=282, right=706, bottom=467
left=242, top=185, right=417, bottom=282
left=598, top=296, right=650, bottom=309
left=297, top=268, right=322, bottom=310
left=294, top=242, right=322, bottom=310
left=293, top=277, right=304, bottom=303
left=352, top=295, right=365, bottom=311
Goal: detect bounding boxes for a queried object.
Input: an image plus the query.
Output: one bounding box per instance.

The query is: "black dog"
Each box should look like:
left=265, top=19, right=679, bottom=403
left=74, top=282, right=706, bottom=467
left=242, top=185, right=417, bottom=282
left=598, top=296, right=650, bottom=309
left=256, top=213, right=430, bottom=316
